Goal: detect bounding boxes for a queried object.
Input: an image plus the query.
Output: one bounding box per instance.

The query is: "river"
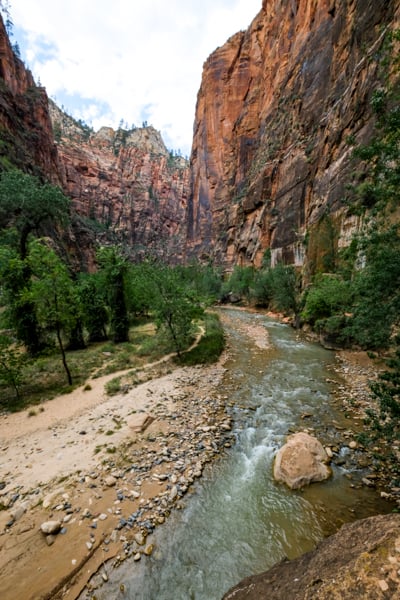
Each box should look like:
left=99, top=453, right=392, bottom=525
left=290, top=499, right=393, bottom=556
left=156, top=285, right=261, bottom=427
left=90, top=309, right=391, bottom=599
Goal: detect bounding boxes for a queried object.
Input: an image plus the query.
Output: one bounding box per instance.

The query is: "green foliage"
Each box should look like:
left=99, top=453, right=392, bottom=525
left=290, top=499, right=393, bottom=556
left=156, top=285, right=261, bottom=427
left=252, top=268, right=274, bottom=307
left=302, top=274, right=353, bottom=325
left=27, top=239, right=79, bottom=384
left=0, top=168, right=70, bottom=259
left=97, top=246, right=129, bottom=343
left=222, top=266, right=255, bottom=301
left=178, top=312, right=225, bottom=366
left=105, top=377, right=122, bottom=396
left=346, top=225, right=400, bottom=349
left=0, top=169, right=70, bottom=354
left=348, top=31, right=400, bottom=216
left=0, top=335, right=26, bottom=400
left=0, top=244, right=44, bottom=354
left=366, top=337, right=400, bottom=444
left=269, top=264, right=300, bottom=316
left=78, top=274, right=108, bottom=342
left=149, top=263, right=204, bottom=357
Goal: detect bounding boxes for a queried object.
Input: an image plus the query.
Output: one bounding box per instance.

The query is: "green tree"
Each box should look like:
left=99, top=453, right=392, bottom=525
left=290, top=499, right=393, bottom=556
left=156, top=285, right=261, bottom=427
left=223, top=266, right=254, bottom=301
left=78, top=274, right=108, bottom=342
left=0, top=335, right=25, bottom=401
left=253, top=268, right=274, bottom=307
left=347, top=225, right=400, bottom=349
left=302, top=274, right=353, bottom=325
left=367, top=336, right=400, bottom=445
left=270, top=264, right=301, bottom=322
left=0, top=169, right=70, bottom=259
left=27, top=240, right=79, bottom=385
left=97, top=246, right=129, bottom=343
left=0, top=169, right=70, bottom=354
left=147, top=263, right=204, bottom=357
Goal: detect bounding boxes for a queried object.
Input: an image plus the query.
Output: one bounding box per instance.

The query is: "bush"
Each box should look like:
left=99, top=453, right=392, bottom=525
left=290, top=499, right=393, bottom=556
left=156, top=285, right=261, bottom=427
left=178, top=313, right=225, bottom=366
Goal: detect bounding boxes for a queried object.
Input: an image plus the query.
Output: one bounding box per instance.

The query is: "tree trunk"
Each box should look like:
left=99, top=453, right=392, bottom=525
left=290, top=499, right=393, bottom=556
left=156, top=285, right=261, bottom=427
left=56, top=325, right=72, bottom=385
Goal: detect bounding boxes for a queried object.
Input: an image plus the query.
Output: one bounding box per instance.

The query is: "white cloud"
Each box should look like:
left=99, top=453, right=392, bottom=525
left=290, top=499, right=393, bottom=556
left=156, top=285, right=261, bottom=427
left=10, top=0, right=261, bottom=156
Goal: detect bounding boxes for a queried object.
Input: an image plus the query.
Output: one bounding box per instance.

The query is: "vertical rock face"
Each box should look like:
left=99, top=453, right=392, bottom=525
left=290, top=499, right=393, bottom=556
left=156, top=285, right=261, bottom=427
left=50, top=103, right=190, bottom=262
left=189, top=0, right=398, bottom=270
left=0, top=16, right=61, bottom=180
left=0, top=13, right=190, bottom=267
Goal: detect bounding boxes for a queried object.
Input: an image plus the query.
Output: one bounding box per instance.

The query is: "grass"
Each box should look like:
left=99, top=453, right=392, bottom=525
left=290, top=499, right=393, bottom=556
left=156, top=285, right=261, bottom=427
left=0, top=314, right=225, bottom=412
left=177, top=312, right=225, bottom=366
left=0, top=319, right=165, bottom=412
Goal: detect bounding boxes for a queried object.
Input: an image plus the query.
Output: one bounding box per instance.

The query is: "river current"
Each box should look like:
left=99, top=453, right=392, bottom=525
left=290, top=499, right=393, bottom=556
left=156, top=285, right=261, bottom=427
left=92, top=309, right=391, bottom=600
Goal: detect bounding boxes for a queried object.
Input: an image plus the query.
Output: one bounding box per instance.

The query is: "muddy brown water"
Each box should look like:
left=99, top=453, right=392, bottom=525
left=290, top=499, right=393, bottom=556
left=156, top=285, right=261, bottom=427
left=86, top=309, right=393, bottom=600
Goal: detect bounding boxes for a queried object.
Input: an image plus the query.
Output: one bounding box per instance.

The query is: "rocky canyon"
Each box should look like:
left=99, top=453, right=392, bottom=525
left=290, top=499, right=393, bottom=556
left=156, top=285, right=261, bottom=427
left=1, top=1, right=399, bottom=272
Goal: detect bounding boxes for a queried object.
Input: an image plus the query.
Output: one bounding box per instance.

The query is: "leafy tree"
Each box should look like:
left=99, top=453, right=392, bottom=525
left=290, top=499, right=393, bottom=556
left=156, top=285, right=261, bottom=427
left=253, top=268, right=274, bottom=307
left=269, top=264, right=301, bottom=321
left=366, top=336, right=400, bottom=445
left=223, top=266, right=254, bottom=301
left=0, top=244, right=44, bottom=354
left=26, top=240, right=79, bottom=385
left=78, top=274, right=108, bottom=342
left=0, top=335, right=25, bottom=401
left=147, top=263, right=204, bottom=358
left=97, top=246, right=129, bottom=343
left=301, top=274, right=353, bottom=326
left=346, top=225, right=400, bottom=349
left=0, top=169, right=70, bottom=354
left=0, top=169, right=70, bottom=259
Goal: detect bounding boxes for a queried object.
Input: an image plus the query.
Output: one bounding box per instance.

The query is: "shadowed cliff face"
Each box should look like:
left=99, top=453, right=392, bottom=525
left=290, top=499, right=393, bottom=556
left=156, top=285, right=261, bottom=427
left=189, top=0, right=398, bottom=270
left=1, top=3, right=399, bottom=271
left=0, top=17, right=61, bottom=181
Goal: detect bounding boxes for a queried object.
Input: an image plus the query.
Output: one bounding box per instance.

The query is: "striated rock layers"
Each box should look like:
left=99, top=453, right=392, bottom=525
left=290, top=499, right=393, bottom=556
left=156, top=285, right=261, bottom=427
left=50, top=102, right=190, bottom=264
left=0, top=17, right=61, bottom=182
left=188, top=0, right=399, bottom=270
left=223, top=513, right=400, bottom=599
left=0, top=14, right=190, bottom=268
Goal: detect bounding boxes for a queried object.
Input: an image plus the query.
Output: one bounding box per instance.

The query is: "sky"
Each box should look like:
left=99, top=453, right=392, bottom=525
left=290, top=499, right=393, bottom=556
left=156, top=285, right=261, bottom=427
left=6, top=1, right=261, bottom=156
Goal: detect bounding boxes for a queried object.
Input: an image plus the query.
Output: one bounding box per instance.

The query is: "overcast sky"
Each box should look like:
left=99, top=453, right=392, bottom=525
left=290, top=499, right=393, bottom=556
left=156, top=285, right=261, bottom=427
left=7, top=1, right=261, bottom=156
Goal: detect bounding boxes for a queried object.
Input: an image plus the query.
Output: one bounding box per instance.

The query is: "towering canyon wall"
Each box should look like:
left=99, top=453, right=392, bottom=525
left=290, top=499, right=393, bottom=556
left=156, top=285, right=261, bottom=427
left=0, top=14, right=190, bottom=268
left=188, top=0, right=398, bottom=271
left=1, top=2, right=399, bottom=272
left=0, top=18, right=61, bottom=181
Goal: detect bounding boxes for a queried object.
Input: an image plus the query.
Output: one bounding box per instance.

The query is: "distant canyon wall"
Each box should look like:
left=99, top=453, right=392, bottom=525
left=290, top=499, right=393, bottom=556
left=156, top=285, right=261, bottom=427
left=1, top=2, right=399, bottom=272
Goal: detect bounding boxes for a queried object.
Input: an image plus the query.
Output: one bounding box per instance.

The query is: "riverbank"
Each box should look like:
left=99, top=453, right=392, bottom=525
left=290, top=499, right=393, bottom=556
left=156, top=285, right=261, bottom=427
left=0, top=351, right=234, bottom=600
left=0, top=309, right=397, bottom=600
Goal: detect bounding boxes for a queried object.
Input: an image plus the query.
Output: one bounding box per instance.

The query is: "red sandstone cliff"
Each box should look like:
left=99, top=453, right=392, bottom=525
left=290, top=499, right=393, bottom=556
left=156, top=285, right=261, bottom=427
left=189, top=0, right=399, bottom=271
left=0, top=16, right=61, bottom=181
left=0, top=13, right=189, bottom=267
left=50, top=102, right=190, bottom=263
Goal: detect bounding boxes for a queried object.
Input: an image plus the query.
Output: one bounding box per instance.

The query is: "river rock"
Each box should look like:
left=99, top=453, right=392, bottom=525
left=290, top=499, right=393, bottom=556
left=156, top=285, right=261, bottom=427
left=40, top=520, right=62, bottom=535
left=273, top=432, right=331, bottom=490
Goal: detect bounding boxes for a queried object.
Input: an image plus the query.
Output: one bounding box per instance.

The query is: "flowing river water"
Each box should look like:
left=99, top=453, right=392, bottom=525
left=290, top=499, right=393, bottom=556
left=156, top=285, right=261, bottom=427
left=93, top=309, right=392, bottom=600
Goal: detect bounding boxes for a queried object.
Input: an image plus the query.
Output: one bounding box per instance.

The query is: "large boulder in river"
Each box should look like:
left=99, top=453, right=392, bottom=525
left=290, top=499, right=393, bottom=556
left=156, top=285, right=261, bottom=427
left=223, top=513, right=400, bottom=599
left=273, top=432, right=331, bottom=490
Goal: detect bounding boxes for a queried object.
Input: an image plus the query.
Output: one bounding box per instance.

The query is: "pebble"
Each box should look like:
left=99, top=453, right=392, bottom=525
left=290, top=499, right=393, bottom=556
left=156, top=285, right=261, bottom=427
left=105, top=476, right=117, bottom=487
left=40, top=520, right=62, bottom=535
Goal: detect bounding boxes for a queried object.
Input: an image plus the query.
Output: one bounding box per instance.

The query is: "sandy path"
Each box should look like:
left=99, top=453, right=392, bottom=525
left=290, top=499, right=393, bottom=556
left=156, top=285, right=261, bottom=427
left=0, top=326, right=233, bottom=600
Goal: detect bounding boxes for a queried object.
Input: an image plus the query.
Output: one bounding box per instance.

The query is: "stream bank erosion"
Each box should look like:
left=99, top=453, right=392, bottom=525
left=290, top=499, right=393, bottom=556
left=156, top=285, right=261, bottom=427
left=0, top=309, right=398, bottom=600
left=0, top=359, right=233, bottom=600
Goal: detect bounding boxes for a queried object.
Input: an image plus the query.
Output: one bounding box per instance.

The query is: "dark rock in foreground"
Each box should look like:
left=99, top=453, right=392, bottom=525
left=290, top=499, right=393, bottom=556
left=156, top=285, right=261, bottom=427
left=223, top=513, right=400, bottom=599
